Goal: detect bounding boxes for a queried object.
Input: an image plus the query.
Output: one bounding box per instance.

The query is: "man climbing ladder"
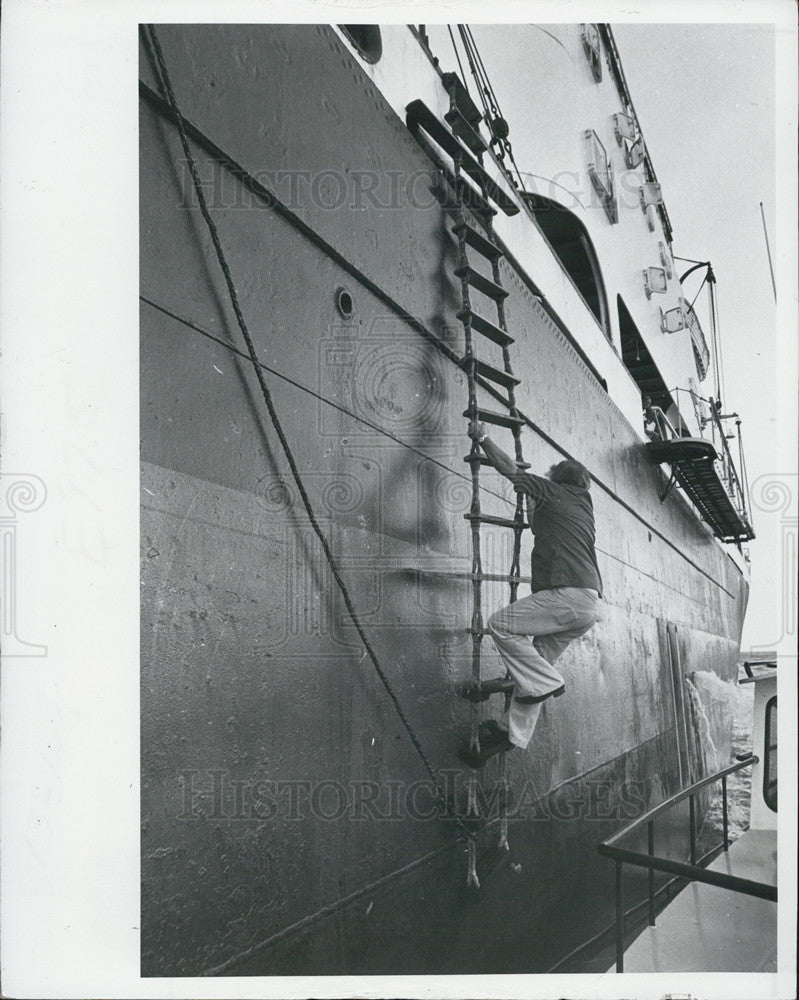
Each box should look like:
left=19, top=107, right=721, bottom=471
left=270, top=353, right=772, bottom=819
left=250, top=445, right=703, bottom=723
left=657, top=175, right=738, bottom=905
left=460, top=420, right=603, bottom=767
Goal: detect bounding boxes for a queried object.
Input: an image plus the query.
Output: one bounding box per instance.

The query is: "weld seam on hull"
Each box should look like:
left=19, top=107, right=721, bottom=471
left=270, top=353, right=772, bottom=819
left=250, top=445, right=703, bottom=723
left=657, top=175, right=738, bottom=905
left=139, top=77, right=612, bottom=422
left=193, top=726, right=674, bottom=977
left=199, top=842, right=455, bottom=977
left=139, top=294, right=510, bottom=506
left=140, top=291, right=735, bottom=600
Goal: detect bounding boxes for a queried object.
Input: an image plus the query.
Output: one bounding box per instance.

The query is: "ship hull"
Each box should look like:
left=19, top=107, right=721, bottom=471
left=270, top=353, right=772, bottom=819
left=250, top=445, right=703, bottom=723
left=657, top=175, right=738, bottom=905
left=139, top=25, right=748, bottom=975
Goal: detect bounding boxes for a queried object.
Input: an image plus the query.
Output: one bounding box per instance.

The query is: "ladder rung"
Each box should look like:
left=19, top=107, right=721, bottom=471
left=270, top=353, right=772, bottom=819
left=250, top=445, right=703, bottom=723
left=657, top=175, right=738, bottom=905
left=457, top=309, right=513, bottom=347
left=445, top=108, right=488, bottom=154
left=442, top=72, right=483, bottom=127
left=454, top=265, right=508, bottom=301
left=411, top=570, right=530, bottom=583
left=452, top=221, right=503, bottom=261
left=464, top=454, right=531, bottom=470
left=459, top=677, right=515, bottom=702
left=454, top=175, right=497, bottom=219
left=468, top=573, right=529, bottom=583
left=464, top=513, right=528, bottom=529
left=419, top=571, right=530, bottom=583
left=458, top=357, right=519, bottom=389
left=464, top=407, right=524, bottom=430
left=433, top=175, right=495, bottom=220
left=405, top=99, right=520, bottom=216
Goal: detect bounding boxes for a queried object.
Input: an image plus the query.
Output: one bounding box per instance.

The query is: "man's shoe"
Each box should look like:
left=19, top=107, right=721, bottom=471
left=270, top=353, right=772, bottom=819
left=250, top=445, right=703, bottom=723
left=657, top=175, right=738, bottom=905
left=458, top=737, right=515, bottom=768
left=479, top=719, right=510, bottom=743
left=515, top=684, right=565, bottom=705
left=459, top=676, right=515, bottom=703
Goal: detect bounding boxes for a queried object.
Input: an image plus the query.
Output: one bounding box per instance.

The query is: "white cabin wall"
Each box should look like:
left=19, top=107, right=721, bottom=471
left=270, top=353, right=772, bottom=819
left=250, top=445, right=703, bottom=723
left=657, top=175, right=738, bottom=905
left=349, top=24, right=705, bottom=437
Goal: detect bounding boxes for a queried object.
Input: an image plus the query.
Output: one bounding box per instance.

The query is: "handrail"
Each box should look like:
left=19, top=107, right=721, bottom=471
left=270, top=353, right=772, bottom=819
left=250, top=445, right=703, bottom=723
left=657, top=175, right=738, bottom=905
left=597, top=754, right=776, bottom=972
left=708, top=397, right=748, bottom=516
left=668, top=385, right=754, bottom=538
left=599, top=843, right=776, bottom=900
left=599, top=754, right=756, bottom=848
left=644, top=403, right=676, bottom=443
left=743, top=659, right=777, bottom=677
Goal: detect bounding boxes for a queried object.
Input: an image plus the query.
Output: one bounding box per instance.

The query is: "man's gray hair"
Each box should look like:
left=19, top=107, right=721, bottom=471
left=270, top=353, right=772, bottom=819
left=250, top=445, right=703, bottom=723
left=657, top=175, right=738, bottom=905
left=546, top=459, right=591, bottom=489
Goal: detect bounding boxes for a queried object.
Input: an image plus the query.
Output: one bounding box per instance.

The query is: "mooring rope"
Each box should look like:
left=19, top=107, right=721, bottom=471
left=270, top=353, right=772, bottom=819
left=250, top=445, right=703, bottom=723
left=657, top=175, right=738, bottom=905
left=143, top=24, right=472, bottom=838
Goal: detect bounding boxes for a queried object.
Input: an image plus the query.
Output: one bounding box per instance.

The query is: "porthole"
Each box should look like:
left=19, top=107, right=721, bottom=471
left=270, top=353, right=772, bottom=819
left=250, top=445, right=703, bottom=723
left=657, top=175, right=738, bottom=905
left=335, top=287, right=355, bottom=319
left=339, top=25, right=382, bottom=64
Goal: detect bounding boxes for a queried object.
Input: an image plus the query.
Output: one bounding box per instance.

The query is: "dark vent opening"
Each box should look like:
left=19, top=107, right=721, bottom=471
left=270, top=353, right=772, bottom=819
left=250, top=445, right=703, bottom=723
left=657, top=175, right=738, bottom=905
left=618, top=295, right=675, bottom=416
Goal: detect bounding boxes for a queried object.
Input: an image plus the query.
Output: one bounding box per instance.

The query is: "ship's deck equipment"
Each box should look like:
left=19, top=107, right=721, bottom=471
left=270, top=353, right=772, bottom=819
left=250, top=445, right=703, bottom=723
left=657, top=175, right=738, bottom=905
left=646, top=437, right=754, bottom=542
left=645, top=397, right=754, bottom=543
left=612, top=829, right=777, bottom=972
left=406, top=98, right=519, bottom=218
left=600, top=659, right=778, bottom=973
left=738, top=662, right=778, bottom=823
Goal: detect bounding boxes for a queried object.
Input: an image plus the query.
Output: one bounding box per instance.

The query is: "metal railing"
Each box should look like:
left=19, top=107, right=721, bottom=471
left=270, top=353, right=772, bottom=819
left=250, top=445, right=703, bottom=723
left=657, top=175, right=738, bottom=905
left=644, top=402, right=677, bottom=443
left=670, top=386, right=753, bottom=534
left=707, top=398, right=750, bottom=524
left=742, top=659, right=777, bottom=678
left=597, top=754, right=776, bottom=972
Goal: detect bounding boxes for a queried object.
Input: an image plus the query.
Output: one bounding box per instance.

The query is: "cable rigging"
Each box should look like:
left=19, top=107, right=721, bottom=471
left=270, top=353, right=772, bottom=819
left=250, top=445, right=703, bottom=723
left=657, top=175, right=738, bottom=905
left=679, top=259, right=725, bottom=408
left=708, top=275, right=726, bottom=409
left=446, top=25, right=469, bottom=99
left=759, top=201, right=777, bottom=302
left=452, top=25, right=529, bottom=196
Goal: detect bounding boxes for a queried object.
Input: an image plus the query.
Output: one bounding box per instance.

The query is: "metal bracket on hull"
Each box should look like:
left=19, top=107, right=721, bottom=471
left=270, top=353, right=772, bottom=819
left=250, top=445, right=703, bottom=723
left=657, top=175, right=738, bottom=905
left=659, top=467, right=677, bottom=503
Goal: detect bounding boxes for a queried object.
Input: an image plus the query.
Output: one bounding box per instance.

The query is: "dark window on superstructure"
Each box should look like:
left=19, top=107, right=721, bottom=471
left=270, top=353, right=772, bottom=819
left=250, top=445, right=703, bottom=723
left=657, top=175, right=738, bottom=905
left=764, top=695, right=777, bottom=812
left=617, top=295, right=675, bottom=415
left=523, top=194, right=610, bottom=340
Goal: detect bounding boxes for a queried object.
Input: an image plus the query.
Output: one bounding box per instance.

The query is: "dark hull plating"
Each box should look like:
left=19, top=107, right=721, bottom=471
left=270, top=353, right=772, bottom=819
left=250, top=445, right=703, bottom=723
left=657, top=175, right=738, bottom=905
left=139, top=25, right=748, bottom=975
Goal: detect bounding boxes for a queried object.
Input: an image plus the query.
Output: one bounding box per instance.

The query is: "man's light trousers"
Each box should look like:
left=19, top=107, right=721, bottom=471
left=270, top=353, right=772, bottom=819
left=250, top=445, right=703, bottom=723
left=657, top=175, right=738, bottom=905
left=488, top=586, right=600, bottom=749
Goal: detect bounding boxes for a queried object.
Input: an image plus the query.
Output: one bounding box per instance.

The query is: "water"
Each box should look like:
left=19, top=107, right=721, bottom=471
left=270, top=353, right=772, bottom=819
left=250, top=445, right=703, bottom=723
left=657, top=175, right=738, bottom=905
left=554, top=670, right=755, bottom=974
left=684, top=674, right=721, bottom=777
left=690, top=674, right=754, bottom=845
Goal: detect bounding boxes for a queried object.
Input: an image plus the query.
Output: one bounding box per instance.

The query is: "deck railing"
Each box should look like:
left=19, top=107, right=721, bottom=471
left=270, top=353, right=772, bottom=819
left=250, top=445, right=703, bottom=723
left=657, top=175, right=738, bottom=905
left=706, top=398, right=751, bottom=524
left=666, top=386, right=754, bottom=538
left=597, top=754, right=776, bottom=972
